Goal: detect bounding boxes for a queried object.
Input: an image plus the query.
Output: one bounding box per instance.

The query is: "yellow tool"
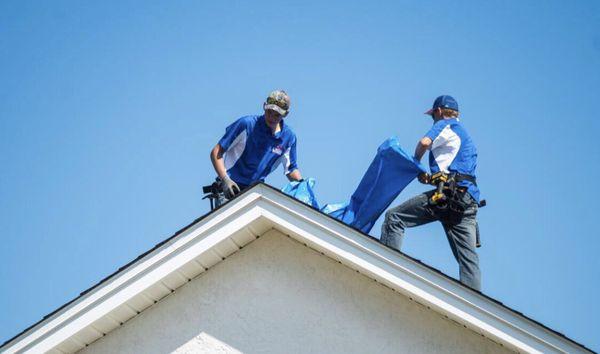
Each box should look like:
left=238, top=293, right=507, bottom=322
left=430, top=172, right=448, bottom=205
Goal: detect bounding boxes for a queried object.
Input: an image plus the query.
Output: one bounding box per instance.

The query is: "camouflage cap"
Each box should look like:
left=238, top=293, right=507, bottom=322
left=264, top=90, right=290, bottom=116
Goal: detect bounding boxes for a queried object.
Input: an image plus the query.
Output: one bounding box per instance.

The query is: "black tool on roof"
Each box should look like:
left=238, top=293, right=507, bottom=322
left=202, top=180, right=221, bottom=211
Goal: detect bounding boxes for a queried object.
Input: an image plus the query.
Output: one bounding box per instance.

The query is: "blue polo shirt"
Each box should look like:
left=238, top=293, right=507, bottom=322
left=218, top=115, right=299, bottom=186
left=425, top=118, right=480, bottom=202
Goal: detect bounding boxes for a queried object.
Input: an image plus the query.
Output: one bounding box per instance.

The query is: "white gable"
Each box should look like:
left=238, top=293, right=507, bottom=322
left=78, top=229, right=510, bottom=354
left=1, top=184, right=592, bottom=354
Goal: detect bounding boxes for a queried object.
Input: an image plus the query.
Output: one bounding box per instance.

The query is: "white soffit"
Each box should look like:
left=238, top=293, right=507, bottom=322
left=0, top=184, right=592, bottom=354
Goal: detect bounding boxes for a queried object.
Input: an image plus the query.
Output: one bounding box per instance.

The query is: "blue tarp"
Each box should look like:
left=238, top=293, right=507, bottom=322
left=281, top=177, right=320, bottom=209
left=282, top=137, right=426, bottom=234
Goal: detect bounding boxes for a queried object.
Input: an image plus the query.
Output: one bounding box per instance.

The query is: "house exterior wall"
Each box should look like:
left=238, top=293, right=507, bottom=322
left=79, top=230, right=511, bottom=354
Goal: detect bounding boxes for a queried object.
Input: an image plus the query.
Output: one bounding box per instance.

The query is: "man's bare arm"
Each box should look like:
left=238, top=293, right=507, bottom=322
left=414, top=137, right=432, bottom=161
left=210, top=144, right=228, bottom=179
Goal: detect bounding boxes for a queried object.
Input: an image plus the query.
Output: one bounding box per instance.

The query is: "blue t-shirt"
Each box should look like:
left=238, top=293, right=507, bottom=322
left=425, top=118, right=480, bottom=202
left=218, top=115, right=299, bottom=186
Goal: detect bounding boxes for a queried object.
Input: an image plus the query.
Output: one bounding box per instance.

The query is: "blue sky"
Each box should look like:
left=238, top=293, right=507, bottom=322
left=1, top=0, right=599, bottom=350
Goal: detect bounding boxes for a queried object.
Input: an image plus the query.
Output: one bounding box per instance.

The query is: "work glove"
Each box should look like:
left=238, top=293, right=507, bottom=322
left=221, top=175, right=240, bottom=199
left=418, top=172, right=431, bottom=184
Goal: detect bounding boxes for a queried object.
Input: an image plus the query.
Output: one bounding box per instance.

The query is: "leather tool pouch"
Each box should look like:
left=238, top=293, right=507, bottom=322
left=442, top=189, right=470, bottom=224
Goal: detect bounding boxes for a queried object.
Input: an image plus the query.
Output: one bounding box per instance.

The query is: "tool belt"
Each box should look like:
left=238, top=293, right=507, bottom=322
left=428, top=172, right=480, bottom=218
left=428, top=172, right=484, bottom=247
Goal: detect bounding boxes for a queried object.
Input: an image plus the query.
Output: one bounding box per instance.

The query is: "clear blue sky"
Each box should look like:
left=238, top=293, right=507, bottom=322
left=1, top=0, right=599, bottom=350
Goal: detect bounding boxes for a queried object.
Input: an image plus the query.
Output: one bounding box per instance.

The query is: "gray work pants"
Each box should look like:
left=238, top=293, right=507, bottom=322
left=381, top=190, right=481, bottom=291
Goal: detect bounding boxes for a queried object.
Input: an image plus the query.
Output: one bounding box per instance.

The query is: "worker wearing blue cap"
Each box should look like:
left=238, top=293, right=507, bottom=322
left=381, top=95, right=482, bottom=290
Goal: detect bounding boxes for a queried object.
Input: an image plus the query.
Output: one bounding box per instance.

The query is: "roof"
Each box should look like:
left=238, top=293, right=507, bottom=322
left=1, top=183, right=594, bottom=354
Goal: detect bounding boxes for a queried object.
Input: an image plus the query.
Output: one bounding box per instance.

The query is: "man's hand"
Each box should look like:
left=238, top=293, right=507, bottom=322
left=418, top=172, right=431, bottom=184
left=286, top=169, right=303, bottom=182
left=221, top=175, right=240, bottom=199
left=211, top=144, right=240, bottom=198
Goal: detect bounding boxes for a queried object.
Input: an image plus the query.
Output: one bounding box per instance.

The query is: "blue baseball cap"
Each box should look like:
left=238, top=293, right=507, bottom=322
left=425, top=95, right=459, bottom=115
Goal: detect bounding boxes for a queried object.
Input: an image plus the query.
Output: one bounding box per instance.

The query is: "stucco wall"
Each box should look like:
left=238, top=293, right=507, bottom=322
left=79, top=230, right=511, bottom=354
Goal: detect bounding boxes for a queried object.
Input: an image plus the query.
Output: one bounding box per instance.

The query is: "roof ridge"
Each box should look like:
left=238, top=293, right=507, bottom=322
left=1, top=182, right=594, bottom=353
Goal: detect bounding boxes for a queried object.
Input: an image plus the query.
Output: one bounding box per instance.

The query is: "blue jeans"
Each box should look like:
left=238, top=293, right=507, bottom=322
left=381, top=190, right=481, bottom=291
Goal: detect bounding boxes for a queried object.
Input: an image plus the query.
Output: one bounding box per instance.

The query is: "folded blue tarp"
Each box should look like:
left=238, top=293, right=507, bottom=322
left=281, top=177, right=320, bottom=209
left=282, top=137, right=426, bottom=234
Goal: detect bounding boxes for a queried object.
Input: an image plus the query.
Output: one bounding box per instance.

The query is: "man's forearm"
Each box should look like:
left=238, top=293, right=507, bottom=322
left=210, top=144, right=228, bottom=179
left=414, top=144, right=427, bottom=161
left=414, top=137, right=432, bottom=161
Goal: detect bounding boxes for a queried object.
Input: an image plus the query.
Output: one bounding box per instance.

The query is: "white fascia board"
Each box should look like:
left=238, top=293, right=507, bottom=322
left=2, top=192, right=266, bottom=354
left=2, top=184, right=591, bottom=354
left=251, top=185, right=591, bottom=354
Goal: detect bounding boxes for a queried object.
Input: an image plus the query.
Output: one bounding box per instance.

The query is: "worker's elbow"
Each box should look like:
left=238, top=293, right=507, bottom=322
left=419, top=137, right=432, bottom=148
left=210, top=144, right=221, bottom=160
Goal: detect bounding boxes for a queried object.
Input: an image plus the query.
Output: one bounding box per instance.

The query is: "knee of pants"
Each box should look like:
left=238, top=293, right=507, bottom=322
left=384, top=209, right=405, bottom=230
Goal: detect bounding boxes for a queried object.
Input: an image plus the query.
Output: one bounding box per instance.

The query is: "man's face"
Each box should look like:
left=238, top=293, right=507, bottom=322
left=431, top=108, right=443, bottom=120
left=265, top=109, right=283, bottom=125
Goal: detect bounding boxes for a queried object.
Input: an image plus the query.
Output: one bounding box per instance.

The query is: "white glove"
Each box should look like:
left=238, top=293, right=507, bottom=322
left=221, top=175, right=240, bottom=199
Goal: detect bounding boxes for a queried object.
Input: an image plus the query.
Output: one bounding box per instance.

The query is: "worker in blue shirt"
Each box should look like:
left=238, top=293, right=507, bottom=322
left=209, top=90, right=303, bottom=207
left=381, top=95, right=482, bottom=290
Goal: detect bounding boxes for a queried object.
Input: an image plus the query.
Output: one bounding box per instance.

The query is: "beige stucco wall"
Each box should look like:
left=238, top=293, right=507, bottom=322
left=79, top=230, right=511, bottom=354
